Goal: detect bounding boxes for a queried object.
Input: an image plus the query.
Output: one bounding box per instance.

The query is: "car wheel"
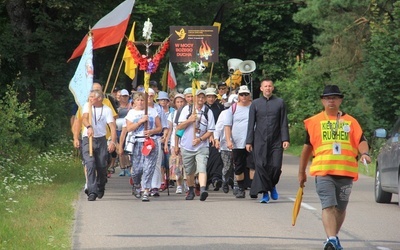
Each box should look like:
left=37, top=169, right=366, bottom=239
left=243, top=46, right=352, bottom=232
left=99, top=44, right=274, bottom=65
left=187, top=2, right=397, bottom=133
left=375, top=167, right=392, bottom=203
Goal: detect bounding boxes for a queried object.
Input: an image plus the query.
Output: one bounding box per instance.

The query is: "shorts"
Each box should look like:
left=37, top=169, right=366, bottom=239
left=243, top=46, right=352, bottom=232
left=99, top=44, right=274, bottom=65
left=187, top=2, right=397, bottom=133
left=232, top=149, right=255, bottom=175
left=315, top=175, right=353, bottom=210
left=181, top=147, right=209, bottom=175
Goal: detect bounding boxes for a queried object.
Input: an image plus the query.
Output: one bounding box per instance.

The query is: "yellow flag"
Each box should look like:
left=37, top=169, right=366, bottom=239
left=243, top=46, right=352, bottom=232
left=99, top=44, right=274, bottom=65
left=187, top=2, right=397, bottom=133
left=123, top=22, right=137, bottom=79
left=161, top=63, right=168, bottom=91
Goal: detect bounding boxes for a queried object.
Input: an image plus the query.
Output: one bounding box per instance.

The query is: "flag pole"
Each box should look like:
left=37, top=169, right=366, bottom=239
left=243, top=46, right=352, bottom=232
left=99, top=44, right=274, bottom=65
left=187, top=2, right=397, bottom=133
left=111, top=54, right=125, bottom=93
left=88, top=103, right=93, bottom=157
left=207, top=63, right=214, bottom=87
left=104, top=38, right=123, bottom=94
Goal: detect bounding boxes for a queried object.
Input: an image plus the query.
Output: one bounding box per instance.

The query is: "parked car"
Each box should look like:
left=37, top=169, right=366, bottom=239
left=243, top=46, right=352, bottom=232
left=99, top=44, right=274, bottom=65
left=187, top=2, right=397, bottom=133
left=374, top=118, right=400, bottom=206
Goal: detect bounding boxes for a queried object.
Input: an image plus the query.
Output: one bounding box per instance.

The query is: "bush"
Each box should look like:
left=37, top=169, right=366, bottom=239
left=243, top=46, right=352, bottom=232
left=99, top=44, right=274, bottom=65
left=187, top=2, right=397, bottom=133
left=0, top=86, right=44, bottom=161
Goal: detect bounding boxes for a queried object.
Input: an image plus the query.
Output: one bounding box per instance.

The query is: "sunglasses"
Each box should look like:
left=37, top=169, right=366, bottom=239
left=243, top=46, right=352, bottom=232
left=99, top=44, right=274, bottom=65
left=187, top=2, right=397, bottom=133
left=239, top=93, right=250, bottom=96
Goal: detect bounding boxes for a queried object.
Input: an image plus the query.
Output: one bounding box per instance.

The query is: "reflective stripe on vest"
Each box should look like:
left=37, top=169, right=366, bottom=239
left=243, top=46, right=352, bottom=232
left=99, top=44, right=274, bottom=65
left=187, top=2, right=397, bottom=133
left=304, top=112, right=362, bottom=180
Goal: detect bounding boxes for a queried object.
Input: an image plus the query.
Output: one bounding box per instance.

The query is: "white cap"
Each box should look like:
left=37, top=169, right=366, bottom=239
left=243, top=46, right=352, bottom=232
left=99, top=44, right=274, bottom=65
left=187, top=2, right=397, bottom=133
left=205, top=87, right=217, bottom=96
left=148, top=88, right=155, bottom=95
left=120, top=89, right=129, bottom=96
left=238, top=85, right=250, bottom=94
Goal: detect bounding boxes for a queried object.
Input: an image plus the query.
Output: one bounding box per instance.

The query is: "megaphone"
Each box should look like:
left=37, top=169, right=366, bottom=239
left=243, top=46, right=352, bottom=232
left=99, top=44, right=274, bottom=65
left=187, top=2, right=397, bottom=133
left=227, top=58, right=243, bottom=73
left=238, top=60, right=256, bottom=74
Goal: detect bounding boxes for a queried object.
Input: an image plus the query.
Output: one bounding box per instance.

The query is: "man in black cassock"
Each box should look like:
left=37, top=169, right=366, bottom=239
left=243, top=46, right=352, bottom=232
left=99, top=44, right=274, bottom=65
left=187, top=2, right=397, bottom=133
left=245, top=79, right=290, bottom=203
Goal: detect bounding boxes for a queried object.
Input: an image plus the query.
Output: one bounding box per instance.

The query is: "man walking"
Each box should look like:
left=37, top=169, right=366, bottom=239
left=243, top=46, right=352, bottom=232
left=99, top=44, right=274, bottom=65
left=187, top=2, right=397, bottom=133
left=298, top=85, right=371, bottom=250
left=246, top=79, right=290, bottom=203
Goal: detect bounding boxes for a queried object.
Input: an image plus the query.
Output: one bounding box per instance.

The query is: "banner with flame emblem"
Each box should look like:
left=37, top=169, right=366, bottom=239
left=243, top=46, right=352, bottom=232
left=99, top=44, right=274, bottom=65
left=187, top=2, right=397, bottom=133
left=169, top=26, right=219, bottom=63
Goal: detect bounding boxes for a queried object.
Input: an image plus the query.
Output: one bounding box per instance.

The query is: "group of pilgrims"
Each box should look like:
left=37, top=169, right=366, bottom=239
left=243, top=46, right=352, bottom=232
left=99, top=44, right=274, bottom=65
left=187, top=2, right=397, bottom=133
left=73, top=79, right=289, bottom=203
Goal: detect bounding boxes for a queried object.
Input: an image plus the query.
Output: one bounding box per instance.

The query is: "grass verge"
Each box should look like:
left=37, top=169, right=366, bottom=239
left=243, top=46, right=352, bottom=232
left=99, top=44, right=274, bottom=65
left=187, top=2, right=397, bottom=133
left=0, top=145, right=83, bottom=249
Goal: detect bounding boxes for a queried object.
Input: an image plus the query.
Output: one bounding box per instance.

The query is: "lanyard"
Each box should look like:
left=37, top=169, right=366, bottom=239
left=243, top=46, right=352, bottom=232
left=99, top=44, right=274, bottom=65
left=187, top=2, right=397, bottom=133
left=94, top=106, right=103, bottom=126
left=324, top=111, right=341, bottom=140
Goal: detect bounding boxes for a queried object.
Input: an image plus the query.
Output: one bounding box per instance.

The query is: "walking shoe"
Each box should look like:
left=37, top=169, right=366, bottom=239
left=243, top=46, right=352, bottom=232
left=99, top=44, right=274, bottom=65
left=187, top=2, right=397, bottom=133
left=97, top=190, right=105, bottom=199
left=222, top=182, right=229, bottom=193
left=270, top=186, right=279, bottom=200
left=159, top=182, right=167, bottom=192
left=260, top=193, right=270, bottom=203
left=200, top=191, right=208, bottom=201
left=150, top=188, right=160, bottom=197
left=195, top=183, right=200, bottom=196
left=232, top=186, right=239, bottom=196
left=134, top=188, right=141, bottom=199
left=235, top=189, right=246, bottom=198
left=88, top=193, right=96, bottom=201
left=119, top=169, right=126, bottom=176
left=336, top=237, right=343, bottom=250
left=323, top=238, right=339, bottom=250
left=125, top=169, right=131, bottom=177
left=185, top=191, right=195, bottom=200
left=213, top=179, right=222, bottom=191
left=142, top=193, right=150, bottom=202
left=176, top=186, right=183, bottom=194
left=107, top=171, right=112, bottom=178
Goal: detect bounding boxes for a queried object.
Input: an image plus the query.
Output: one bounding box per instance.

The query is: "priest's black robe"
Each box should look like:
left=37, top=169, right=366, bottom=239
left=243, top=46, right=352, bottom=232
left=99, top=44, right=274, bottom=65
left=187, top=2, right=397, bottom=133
left=246, top=95, right=290, bottom=196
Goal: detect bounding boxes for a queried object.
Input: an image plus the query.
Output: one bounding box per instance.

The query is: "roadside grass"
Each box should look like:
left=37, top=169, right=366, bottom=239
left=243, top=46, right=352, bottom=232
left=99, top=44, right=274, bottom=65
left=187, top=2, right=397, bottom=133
left=0, top=141, right=83, bottom=249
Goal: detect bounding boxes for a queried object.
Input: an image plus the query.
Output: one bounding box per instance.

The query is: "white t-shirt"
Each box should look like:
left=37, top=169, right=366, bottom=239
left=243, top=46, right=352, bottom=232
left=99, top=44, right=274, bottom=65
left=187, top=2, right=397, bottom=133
left=178, top=104, right=215, bottom=151
left=224, top=104, right=250, bottom=149
left=167, top=110, right=177, bottom=147
left=214, top=109, right=229, bottom=151
left=125, top=107, right=158, bottom=142
left=82, top=102, right=115, bottom=138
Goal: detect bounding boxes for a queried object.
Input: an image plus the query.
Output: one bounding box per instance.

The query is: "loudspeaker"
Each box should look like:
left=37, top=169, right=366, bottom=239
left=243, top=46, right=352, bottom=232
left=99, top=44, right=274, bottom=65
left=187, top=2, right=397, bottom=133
left=238, top=60, right=256, bottom=73
left=227, top=58, right=243, bottom=73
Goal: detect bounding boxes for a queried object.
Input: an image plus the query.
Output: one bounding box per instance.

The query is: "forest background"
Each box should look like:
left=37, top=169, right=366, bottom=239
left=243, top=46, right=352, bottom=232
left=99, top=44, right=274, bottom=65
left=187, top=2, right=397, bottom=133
left=1, top=0, right=400, bottom=157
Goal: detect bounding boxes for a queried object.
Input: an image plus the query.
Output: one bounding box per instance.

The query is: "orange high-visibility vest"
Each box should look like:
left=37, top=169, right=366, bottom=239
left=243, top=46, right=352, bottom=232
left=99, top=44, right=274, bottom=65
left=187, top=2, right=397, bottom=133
left=304, top=111, right=363, bottom=181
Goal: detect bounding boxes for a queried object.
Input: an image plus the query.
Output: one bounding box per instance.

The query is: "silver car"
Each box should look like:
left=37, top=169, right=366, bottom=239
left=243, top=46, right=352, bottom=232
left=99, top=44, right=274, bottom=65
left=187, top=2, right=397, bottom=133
left=374, top=118, right=400, bottom=206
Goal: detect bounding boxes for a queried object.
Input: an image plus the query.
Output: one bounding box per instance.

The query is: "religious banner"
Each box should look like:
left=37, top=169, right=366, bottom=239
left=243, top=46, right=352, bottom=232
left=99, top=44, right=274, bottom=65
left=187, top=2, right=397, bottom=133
left=169, top=26, right=218, bottom=63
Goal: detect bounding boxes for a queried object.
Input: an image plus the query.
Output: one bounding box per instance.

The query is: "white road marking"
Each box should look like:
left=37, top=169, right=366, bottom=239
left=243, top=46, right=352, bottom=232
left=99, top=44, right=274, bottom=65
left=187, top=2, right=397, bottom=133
left=377, top=247, right=391, bottom=250
left=288, top=197, right=317, bottom=210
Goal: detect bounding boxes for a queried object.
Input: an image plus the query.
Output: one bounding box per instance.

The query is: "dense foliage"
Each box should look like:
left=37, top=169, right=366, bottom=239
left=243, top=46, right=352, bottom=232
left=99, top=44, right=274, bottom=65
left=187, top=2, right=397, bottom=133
left=1, top=0, right=400, bottom=148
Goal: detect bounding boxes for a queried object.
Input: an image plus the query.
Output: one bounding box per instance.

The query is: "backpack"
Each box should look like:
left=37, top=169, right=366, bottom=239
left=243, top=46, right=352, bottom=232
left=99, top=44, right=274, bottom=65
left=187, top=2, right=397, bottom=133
left=174, top=104, right=209, bottom=124
left=231, top=102, right=237, bottom=115
left=187, top=104, right=209, bottom=122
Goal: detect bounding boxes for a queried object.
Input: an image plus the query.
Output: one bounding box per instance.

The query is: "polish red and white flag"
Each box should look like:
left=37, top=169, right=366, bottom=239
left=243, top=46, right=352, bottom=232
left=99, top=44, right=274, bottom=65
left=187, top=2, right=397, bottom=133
left=68, top=0, right=135, bottom=62
left=168, top=62, right=177, bottom=89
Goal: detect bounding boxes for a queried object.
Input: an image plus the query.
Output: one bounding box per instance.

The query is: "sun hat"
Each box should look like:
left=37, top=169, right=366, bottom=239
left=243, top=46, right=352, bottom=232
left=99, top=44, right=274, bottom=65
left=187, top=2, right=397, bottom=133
left=156, top=91, right=169, bottom=100
left=196, top=89, right=206, bottom=96
left=174, top=93, right=185, bottom=101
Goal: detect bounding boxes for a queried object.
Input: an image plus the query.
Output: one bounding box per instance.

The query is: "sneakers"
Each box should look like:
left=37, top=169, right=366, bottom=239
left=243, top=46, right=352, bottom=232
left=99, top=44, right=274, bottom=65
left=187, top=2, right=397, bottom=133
left=200, top=191, right=208, bottom=201
left=119, top=169, right=126, bottom=176
left=213, top=179, right=222, bottom=191
left=222, top=182, right=229, bottom=193
left=97, top=190, right=104, bottom=199
left=142, top=193, right=150, bottom=202
left=235, top=189, right=246, bottom=198
left=270, top=187, right=279, bottom=200
left=176, top=186, right=183, bottom=194
left=88, top=193, right=96, bottom=201
left=150, top=188, right=160, bottom=197
left=336, top=237, right=343, bottom=250
left=232, top=186, right=239, bottom=196
left=323, top=238, right=340, bottom=250
left=260, top=193, right=270, bottom=203
left=133, top=187, right=142, bottom=199
left=186, top=191, right=195, bottom=200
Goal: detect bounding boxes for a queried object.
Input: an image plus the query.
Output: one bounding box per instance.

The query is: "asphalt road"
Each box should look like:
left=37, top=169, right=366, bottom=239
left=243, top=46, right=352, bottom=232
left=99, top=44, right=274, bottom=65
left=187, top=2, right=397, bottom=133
left=72, top=154, right=400, bottom=250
